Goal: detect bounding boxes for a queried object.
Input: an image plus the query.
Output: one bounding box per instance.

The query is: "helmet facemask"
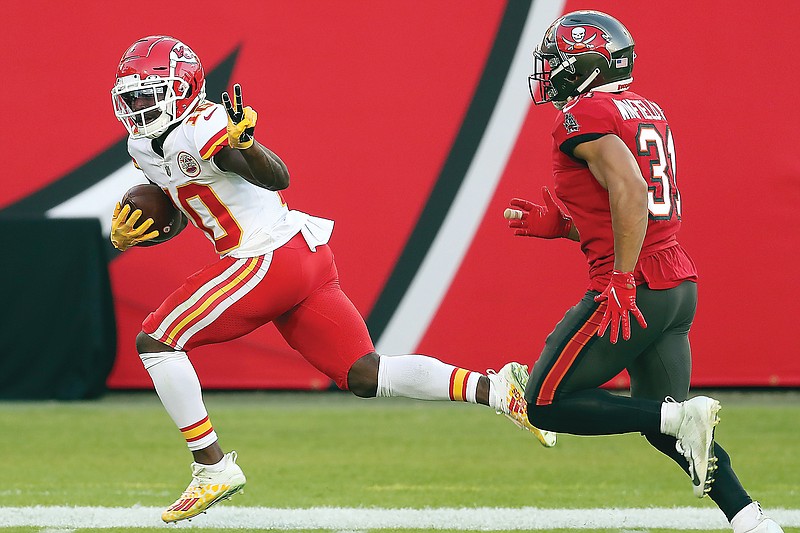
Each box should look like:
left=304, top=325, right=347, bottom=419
left=112, top=75, right=191, bottom=139
left=529, top=49, right=583, bottom=107
left=112, top=36, right=206, bottom=140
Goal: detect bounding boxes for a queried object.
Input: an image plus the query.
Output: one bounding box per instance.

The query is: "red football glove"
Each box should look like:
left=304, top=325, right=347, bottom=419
left=505, top=186, right=573, bottom=239
left=594, top=270, right=648, bottom=344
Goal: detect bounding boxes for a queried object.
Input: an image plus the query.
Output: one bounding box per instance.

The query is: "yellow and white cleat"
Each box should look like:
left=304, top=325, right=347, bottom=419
left=162, top=451, right=246, bottom=523
left=487, top=362, right=557, bottom=448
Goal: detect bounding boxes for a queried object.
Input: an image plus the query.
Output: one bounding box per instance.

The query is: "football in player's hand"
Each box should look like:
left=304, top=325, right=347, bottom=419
left=120, top=184, right=181, bottom=243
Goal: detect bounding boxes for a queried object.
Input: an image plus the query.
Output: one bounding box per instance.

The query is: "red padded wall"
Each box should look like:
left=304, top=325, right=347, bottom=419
left=2, top=1, right=797, bottom=388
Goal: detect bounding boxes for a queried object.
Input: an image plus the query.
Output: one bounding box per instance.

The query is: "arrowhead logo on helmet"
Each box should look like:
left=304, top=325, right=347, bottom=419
left=172, top=44, right=199, bottom=64
left=555, top=23, right=612, bottom=65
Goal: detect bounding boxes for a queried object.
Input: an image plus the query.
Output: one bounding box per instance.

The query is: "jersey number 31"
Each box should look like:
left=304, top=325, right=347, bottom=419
left=636, top=124, right=681, bottom=220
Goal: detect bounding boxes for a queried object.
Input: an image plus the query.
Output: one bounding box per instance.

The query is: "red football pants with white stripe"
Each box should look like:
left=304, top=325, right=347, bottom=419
left=142, top=233, right=375, bottom=389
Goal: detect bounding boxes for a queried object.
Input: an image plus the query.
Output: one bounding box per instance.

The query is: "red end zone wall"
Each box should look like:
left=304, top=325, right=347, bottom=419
left=2, top=1, right=797, bottom=389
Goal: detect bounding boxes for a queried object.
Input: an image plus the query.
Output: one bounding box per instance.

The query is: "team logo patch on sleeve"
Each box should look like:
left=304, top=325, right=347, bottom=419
left=563, top=112, right=580, bottom=133
left=177, top=151, right=201, bottom=177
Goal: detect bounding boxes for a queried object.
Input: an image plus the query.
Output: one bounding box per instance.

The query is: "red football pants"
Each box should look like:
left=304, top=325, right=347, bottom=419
left=142, top=233, right=375, bottom=389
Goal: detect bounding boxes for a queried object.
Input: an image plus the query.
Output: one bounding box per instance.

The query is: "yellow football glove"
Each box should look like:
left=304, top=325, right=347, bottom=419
left=222, top=83, right=258, bottom=150
left=110, top=202, right=159, bottom=251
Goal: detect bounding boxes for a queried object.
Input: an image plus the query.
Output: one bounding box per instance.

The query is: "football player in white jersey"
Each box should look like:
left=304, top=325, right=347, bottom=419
left=109, top=35, right=556, bottom=523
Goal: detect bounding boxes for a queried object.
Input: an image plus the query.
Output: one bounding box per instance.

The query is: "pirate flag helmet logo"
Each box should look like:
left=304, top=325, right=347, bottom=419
left=529, top=10, right=635, bottom=106
left=555, top=23, right=612, bottom=65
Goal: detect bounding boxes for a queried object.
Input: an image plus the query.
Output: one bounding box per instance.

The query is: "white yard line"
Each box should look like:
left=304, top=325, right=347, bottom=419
left=2, top=506, right=799, bottom=530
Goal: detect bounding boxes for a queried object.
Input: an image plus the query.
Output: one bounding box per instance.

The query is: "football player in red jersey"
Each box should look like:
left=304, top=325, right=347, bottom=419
left=507, top=11, right=782, bottom=533
left=108, top=35, right=555, bottom=524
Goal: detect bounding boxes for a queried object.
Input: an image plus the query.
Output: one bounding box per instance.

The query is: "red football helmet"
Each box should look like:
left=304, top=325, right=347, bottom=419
left=111, top=36, right=206, bottom=139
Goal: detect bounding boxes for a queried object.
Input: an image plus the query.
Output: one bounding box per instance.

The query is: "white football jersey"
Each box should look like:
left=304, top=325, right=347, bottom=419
left=127, top=100, right=332, bottom=258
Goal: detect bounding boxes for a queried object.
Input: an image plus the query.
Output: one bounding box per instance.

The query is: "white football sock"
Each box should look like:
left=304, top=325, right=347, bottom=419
left=376, top=354, right=481, bottom=403
left=201, top=454, right=228, bottom=472
left=660, top=397, right=683, bottom=436
left=488, top=381, right=502, bottom=411
left=140, top=351, right=218, bottom=451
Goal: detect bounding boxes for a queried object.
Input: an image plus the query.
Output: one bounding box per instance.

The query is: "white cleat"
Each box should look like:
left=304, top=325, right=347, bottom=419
left=744, top=519, right=785, bottom=533
left=735, top=502, right=785, bottom=533
left=673, top=396, right=721, bottom=498
left=487, top=362, right=556, bottom=448
left=162, top=451, right=246, bottom=523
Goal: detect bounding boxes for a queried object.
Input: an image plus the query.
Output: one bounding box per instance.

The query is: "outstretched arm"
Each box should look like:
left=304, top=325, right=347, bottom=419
left=214, top=84, right=290, bottom=191
left=504, top=186, right=579, bottom=241
left=215, top=141, right=290, bottom=191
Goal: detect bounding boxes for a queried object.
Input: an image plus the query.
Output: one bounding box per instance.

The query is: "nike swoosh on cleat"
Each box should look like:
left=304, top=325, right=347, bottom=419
left=687, top=450, right=701, bottom=487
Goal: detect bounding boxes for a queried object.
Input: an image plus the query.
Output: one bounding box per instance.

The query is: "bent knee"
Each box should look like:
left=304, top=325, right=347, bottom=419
left=527, top=401, right=554, bottom=429
left=135, top=331, right=174, bottom=354
left=136, top=332, right=184, bottom=371
left=347, top=352, right=379, bottom=398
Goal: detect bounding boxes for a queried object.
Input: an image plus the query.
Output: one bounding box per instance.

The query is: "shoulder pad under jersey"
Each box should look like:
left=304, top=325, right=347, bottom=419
left=186, top=101, right=230, bottom=160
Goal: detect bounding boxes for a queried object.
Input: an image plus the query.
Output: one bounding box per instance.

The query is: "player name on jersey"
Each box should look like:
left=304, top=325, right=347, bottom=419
left=612, top=98, right=667, bottom=121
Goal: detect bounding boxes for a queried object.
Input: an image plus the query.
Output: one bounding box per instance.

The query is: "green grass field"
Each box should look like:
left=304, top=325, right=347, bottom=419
left=1, top=390, right=797, bottom=532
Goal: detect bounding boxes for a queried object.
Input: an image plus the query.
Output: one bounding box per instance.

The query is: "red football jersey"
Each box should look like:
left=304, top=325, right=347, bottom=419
left=550, top=90, right=697, bottom=291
